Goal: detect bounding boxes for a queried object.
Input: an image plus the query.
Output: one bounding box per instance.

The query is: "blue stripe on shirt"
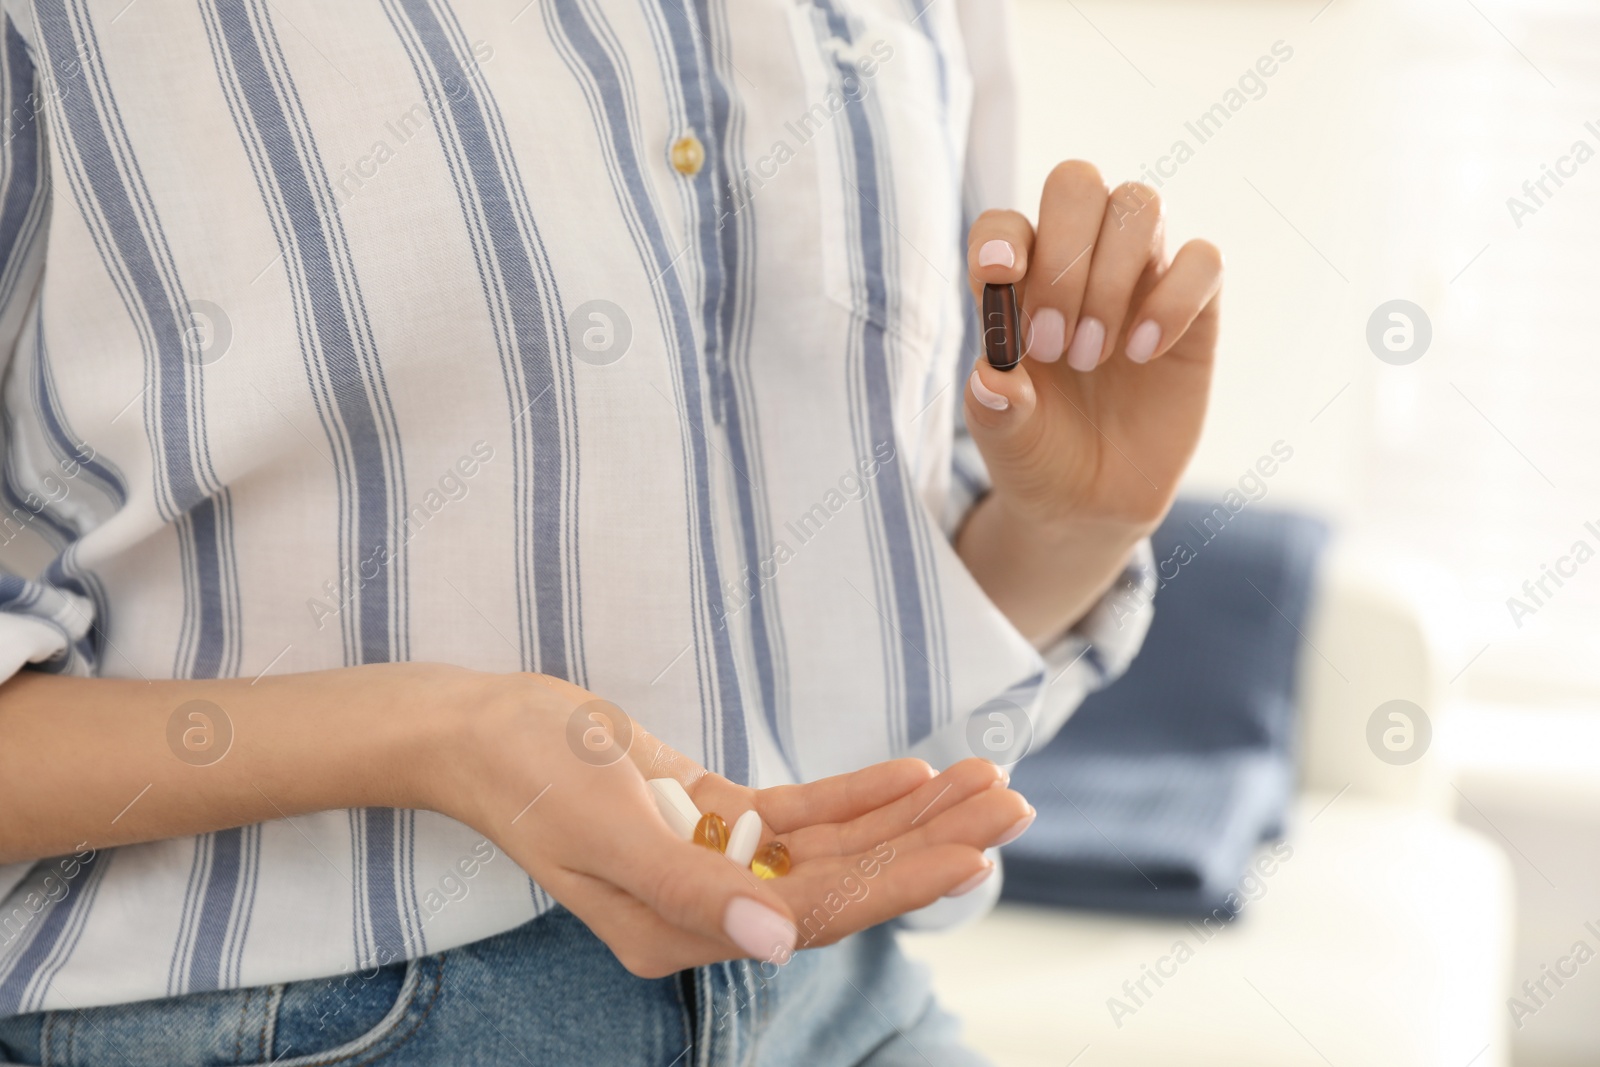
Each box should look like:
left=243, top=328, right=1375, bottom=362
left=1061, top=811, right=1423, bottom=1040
left=385, top=0, right=577, bottom=682
left=548, top=0, right=750, bottom=781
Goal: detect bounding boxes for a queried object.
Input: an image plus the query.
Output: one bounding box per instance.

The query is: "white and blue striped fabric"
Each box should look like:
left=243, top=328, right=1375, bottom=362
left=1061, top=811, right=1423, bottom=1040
left=0, top=0, right=1154, bottom=1014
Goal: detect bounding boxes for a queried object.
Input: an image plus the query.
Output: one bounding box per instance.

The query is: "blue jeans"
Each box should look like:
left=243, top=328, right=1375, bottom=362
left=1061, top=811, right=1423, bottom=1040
left=0, top=908, right=986, bottom=1066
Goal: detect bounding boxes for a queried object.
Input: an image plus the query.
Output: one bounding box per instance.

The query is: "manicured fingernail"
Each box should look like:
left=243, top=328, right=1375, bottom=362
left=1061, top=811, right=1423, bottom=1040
left=968, top=369, right=1009, bottom=412
left=1126, top=320, right=1161, bottom=363
left=992, top=807, right=1036, bottom=847
left=946, top=863, right=996, bottom=898
left=724, top=897, right=796, bottom=963
left=1026, top=307, right=1065, bottom=362
left=1066, top=317, right=1105, bottom=372
left=977, top=239, right=1015, bottom=269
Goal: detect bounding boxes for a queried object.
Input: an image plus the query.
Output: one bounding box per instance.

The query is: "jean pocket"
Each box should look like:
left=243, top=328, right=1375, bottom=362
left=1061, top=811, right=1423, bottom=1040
left=258, top=958, right=440, bottom=1067
left=1, top=982, right=287, bottom=1067
left=0, top=958, right=439, bottom=1067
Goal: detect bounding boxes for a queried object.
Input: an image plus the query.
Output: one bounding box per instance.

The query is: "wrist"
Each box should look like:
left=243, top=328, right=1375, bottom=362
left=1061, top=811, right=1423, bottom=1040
left=367, top=662, right=489, bottom=817
left=964, top=492, right=1149, bottom=561
left=247, top=661, right=490, bottom=817
left=956, top=494, right=1148, bottom=646
left=406, top=667, right=595, bottom=831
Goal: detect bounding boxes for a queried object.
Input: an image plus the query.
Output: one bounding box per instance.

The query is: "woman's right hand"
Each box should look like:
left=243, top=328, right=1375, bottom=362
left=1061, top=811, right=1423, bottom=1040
left=424, top=669, right=1034, bottom=978
left=0, top=661, right=1032, bottom=980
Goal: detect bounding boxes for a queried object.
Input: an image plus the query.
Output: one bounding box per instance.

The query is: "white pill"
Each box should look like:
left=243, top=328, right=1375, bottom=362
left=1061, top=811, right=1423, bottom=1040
left=647, top=778, right=700, bottom=841
left=726, top=810, right=763, bottom=867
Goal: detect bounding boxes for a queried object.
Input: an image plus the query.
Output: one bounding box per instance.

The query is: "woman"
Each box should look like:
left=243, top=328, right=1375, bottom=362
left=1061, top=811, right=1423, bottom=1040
left=0, top=0, right=1219, bottom=1063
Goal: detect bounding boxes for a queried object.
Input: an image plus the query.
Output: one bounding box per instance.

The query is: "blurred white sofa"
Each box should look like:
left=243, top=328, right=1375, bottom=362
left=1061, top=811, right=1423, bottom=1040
left=901, top=544, right=1516, bottom=1067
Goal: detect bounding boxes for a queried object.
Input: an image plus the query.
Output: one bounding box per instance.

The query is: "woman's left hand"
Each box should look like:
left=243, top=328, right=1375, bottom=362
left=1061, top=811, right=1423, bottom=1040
left=962, top=161, right=1223, bottom=537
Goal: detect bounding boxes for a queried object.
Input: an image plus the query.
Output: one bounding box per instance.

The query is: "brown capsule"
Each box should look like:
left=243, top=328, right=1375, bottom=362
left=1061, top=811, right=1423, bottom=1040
left=981, top=282, right=1021, bottom=371
left=750, top=840, right=791, bottom=880
left=694, top=812, right=730, bottom=853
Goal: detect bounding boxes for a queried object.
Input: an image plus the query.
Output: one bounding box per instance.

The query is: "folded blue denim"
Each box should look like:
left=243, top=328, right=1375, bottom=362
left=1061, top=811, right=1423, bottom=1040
left=0, top=907, right=985, bottom=1066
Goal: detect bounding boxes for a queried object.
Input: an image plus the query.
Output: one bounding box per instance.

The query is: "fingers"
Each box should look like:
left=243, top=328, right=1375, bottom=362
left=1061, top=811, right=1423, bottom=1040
left=552, top=774, right=999, bottom=975
left=757, top=758, right=934, bottom=834
left=598, top=747, right=998, bottom=969
left=781, top=757, right=1009, bottom=858
left=1024, top=161, right=1110, bottom=363
left=962, top=354, right=1040, bottom=437
left=974, top=163, right=1217, bottom=376
left=772, top=842, right=992, bottom=949
left=1119, top=238, right=1224, bottom=364
left=530, top=739, right=799, bottom=969
left=882, top=782, right=1033, bottom=854
left=612, top=813, right=799, bottom=964
left=543, top=757, right=1020, bottom=975
left=966, top=208, right=1035, bottom=296
left=969, top=210, right=1060, bottom=375
left=563, top=837, right=993, bottom=973
left=1069, top=182, right=1164, bottom=372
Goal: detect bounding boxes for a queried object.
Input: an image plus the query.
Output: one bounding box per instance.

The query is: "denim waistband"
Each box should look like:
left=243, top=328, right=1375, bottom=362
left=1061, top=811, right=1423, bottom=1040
left=0, top=906, right=986, bottom=1066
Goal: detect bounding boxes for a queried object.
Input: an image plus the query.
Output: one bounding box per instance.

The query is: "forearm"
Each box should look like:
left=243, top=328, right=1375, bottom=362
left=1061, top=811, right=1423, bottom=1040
left=0, top=663, right=461, bottom=865
left=956, top=493, right=1144, bottom=647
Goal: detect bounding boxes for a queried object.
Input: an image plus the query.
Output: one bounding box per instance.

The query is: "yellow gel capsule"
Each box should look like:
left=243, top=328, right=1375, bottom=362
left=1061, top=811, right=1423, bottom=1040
left=750, top=841, right=791, bottom=880
left=694, top=812, right=730, bottom=853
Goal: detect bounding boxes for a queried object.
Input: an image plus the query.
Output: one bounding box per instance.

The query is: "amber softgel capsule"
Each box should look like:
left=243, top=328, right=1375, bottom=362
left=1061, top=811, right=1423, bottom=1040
left=694, top=812, right=730, bottom=853
left=750, top=841, right=791, bottom=880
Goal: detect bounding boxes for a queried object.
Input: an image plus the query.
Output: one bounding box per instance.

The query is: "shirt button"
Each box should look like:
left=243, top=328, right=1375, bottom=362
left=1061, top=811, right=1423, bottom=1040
left=670, top=133, right=705, bottom=176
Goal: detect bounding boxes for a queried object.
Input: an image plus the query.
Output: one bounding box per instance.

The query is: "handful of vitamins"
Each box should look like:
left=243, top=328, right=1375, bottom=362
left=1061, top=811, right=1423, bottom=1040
left=648, top=778, right=790, bottom=879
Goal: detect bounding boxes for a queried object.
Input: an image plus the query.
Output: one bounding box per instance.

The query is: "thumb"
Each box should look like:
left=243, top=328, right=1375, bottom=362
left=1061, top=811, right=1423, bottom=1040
left=963, top=356, right=1041, bottom=460
left=614, top=734, right=797, bottom=962
left=625, top=830, right=799, bottom=964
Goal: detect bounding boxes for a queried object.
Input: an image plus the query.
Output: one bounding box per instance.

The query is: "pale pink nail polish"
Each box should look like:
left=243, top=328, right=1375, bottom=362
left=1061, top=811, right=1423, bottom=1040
left=992, top=807, right=1036, bottom=847
left=724, top=897, right=797, bottom=963
left=1027, top=308, right=1065, bottom=362
left=946, top=863, right=995, bottom=898
left=968, top=369, right=1009, bottom=412
left=1066, top=317, right=1105, bottom=373
left=1125, top=320, right=1161, bottom=363
left=977, top=240, right=1015, bottom=269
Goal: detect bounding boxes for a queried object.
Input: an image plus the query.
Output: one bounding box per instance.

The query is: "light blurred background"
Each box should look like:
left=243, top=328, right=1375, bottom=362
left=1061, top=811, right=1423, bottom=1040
left=901, top=1, right=1600, bottom=1064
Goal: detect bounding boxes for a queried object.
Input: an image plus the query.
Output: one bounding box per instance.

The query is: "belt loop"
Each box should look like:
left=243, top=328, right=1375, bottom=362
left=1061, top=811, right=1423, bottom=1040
left=675, top=967, right=704, bottom=1067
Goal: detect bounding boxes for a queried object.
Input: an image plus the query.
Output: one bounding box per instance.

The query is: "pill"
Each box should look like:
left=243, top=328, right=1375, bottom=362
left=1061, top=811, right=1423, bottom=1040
left=647, top=778, right=700, bottom=841
left=750, top=841, right=791, bottom=880
left=694, top=812, right=730, bottom=853
left=725, top=810, right=762, bottom=868
left=981, top=283, right=1021, bottom=371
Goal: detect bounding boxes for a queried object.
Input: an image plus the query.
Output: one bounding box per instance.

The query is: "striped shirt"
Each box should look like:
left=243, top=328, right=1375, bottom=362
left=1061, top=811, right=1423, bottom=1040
left=0, top=0, right=1153, bottom=1014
